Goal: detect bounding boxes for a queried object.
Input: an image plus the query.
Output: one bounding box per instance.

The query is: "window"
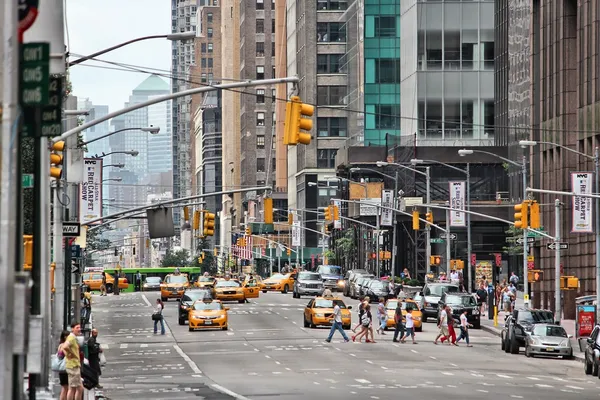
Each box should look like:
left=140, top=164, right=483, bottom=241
left=317, top=149, right=337, bottom=168
left=317, top=117, right=347, bottom=137
left=256, top=0, right=264, bottom=9
left=257, top=158, right=266, bottom=172
left=272, top=19, right=276, bottom=33
left=207, top=12, right=213, bottom=23
left=375, top=105, right=400, bottom=129
left=271, top=41, right=275, bottom=55
left=256, top=19, right=264, bottom=33
left=271, top=88, right=276, bottom=102
left=317, top=54, right=344, bottom=74
left=201, top=43, right=207, bottom=53
left=317, top=23, right=346, bottom=42
left=207, top=28, right=213, bottom=38
left=256, top=89, right=265, bottom=103
left=201, top=73, right=207, bottom=83
left=257, top=112, right=265, bottom=126
left=201, top=58, right=207, bottom=68
left=207, top=58, right=213, bottom=68
left=375, top=16, right=396, bottom=37
left=374, top=59, right=400, bottom=83
left=257, top=135, right=265, bottom=149
left=256, top=42, right=265, bottom=56
left=317, top=0, right=348, bottom=10
left=317, top=86, right=347, bottom=105
left=272, top=66, right=276, bottom=78
left=208, top=73, right=213, bottom=82
left=272, top=135, right=276, bottom=149
left=256, top=66, right=265, bottom=79
left=208, top=43, right=213, bottom=52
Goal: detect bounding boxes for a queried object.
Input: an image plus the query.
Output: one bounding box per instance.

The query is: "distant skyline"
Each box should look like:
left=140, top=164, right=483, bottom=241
left=65, top=0, right=172, bottom=113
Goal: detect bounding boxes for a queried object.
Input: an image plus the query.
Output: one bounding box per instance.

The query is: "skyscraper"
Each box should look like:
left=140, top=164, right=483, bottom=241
left=147, top=96, right=173, bottom=175
left=77, top=98, right=110, bottom=158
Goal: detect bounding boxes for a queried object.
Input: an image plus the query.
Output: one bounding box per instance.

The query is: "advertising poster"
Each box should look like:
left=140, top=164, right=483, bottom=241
left=79, top=158, right=103, bottom=224
left=572, top=172, right=593, bottom=233
left=449, top=181, right=466, bottom=227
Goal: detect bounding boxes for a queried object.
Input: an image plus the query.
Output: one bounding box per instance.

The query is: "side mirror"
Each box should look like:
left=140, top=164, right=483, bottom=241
left=568, top=335, right=573, bottom=339
left=587, top=337, right=594, bottom=344
left=347, top=306, right=353, bottom=310
left=224, top=307, right=230, bottom=311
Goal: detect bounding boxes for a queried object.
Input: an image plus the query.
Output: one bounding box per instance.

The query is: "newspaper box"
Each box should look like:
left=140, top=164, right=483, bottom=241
left=575, top=295, right=596, bottom=352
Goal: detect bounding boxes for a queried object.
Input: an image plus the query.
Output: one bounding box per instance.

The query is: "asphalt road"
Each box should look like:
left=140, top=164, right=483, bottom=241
left=90, top=290, right=598, bottom=400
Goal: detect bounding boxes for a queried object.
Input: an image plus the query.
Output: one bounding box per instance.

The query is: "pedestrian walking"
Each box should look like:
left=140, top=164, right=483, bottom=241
left=59, top=322, right=83, bottom=400
left=100, top=272, right=107, bottom=296
left=376, top=297, right=387, bottom=335
left=456, top=310, right=473, bottom=347
left=354, top=304, right=374, bottom=343
left=56, top=330, right=70, bottom=400
left=135, top=270, right=142, bottom=292
left=400, top=308, right=417, bottom=344
left=87, top=329, right=103, bottom=389
left=352, top=296, right=365, bottom=334
left=392, top=302, right=405, bottom=343
left=434, top=306, right=449, bottom=345
left=442, top=306, right=458, bottom=346
left=325, top=301, right=350, bottom=343
left=153, top=299, right=166, bottom=335
left=476, top=284, right=487, bottom=315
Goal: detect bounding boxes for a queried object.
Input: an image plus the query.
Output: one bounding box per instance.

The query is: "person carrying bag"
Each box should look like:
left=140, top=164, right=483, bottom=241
left=152, top=298, right=166, bottom=335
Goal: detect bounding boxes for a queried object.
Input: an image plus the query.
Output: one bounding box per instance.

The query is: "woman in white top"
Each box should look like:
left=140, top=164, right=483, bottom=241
left=401, top=308, right=417, bottom=344
left=153, top=299, right=165, bottom=335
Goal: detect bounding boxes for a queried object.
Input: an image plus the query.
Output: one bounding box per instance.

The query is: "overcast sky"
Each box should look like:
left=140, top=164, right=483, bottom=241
left=65, top=0, right=172, bottom=113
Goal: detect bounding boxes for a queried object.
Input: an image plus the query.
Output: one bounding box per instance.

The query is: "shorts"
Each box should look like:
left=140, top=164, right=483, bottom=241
left=406, top=327, right=414, bottom=336
left=439, top=326, right=449, bottom=337
left=66, top=367, right=82, bottom=387
left=504, top=301, right=512, bottom=310
left=58, top=372, right=68, bottom=386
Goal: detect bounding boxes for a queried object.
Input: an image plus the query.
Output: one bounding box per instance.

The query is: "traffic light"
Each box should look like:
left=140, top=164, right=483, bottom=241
left=287, top=249, right=291, bottom=256
left=283, top=95, right=314, bottom=145
left=214, top=247, right=218, bottom=256
left=325, top=224, right=331, bottom=233
left=560, top=276, right=579, bottom=290
left=324, top=205, right=333, bottom=221
left=529, top=200, right=541, bottom=229
left=412, top=210, right=420, bottom=230
left=430, top=255, right=442, bottom=266
left=23, top=235, right=33, bottom=271
left=50, top=140, right=65, bottom=179
left=528, top=269, right=543, bottom=283
left=201, top=251, right=205, bottom=261
left=183, top=206, right=190, bottom=222
left=193, top=210, right=201, bottom=230
left=514, top=201, right=529, bottom=229
left=203, top=212, right=215, bottom=236
left=288, top=213, right=294, bottom=225
left=264, top=197, right=273, bottom=224
left=450, top=260, right=465, bottom=270
left=333, top=205, right=340, bottom=221
left=245, top=226, right=252, bottom=236
left=426, top=212, right=433, bottom=224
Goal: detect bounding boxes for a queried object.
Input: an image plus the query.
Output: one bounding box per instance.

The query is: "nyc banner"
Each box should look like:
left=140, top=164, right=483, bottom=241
left=572, top=172, right=593, bottom=233
left=449, top=181, right=466, bottom=227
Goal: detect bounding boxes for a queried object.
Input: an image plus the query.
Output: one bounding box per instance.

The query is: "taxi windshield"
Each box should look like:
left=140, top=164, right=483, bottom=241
left=166, top=275, right=188, bottom=284
left=314, top=299, right=347, bottom=309
left=215, top=280, right=241, bottom=288
left=269, top=274, right=285, bottom=280
left=193, top=302, right=223, bottom=311
left=199, top=277, right=215, bottom=282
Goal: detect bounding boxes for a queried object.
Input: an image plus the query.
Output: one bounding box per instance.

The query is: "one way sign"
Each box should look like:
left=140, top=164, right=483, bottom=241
left=62, top=222, right=81, bottom=237
left=546, top=242, right=569, bottom=250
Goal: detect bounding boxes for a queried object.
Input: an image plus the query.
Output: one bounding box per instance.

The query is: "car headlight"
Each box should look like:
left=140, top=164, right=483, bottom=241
left=529, top=337, right=542, bottom=345
left=316, top=313, right=325, bottom=317
left=559, top=339, right=570, bottom=347
left=472, top=309, right=479, bottom=315
left=338, top=280, right=345, bottom=286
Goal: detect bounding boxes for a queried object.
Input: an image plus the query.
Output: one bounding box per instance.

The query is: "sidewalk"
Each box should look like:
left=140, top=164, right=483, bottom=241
left=478, top=291, right=584, bottom=362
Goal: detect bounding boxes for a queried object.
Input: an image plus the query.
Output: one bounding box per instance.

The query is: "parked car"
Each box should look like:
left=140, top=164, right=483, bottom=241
left=293, top=271, right=324, bottom=298
left=349, top=273, right=374, bottom=299
left=583, top=325, right=600, bottom=376
left=420, top=282, right=460, bottom=322
left=501, top=308, right=554, bottom=354
left=525, top=323, right=573, bottom=359
left=357, top=277, right=375, bottom=297
left=364, top=279, right=392, bottom=301
left=437, top=292, right=480, bottom=329
left=343, top=269, right=369, bottom=297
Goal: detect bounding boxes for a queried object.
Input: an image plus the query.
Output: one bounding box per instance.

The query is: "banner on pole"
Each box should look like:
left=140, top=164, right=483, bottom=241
left=572, top=172, right=593, bottom=233
left=449, top=181, right=466, bottom=227
left=380, top=189, right=394, bottom=226
left=292, top=221, right=301, bottom=247
left=79, top=158, right=103, bottom=224
left=333, top=199, right=342, bottom=229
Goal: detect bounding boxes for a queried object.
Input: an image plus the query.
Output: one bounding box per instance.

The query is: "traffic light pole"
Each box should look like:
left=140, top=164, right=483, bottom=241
left=425, top=167, right=432, bottom=276
left=554, top=199, right=562, bottom=323
left=521, top=156, right=529, bottom=303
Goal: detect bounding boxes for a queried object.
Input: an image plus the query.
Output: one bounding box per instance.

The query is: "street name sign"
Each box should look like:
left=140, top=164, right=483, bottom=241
left=62, top=222, right=81, bottom=237
left=430, top=238, right=444, bottom=244
left=41, top=76, right=63, bottom=137
left=22, top=173, right=34, bottom=189
left=440, top=233, right=457, bottom=240
left=20, top=43, right=50, bottom=106
left=547, top=242, right=569, bottom=250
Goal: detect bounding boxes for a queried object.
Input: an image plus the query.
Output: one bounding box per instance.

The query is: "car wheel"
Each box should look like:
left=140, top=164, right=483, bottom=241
left=310, top=317, right=316, bottom=328
left=472, top=321, right=480, bottom=329
left=585, top=358, right=593, bottom=375
left=178, top=318, right=185, bottom=326
left=415, top=326, right=422, bottom=332
left=303, top=317, right=309, bottom=328
left=525, top=345, right=532, bottom=358
left=282, top=284, right=289, bottom=294
left=343, top=324, right=351, bottom=330
left=509, top=336, right=519, bottom=354
left=106, top=284, right=114, bottom=294
left=188, top=327, right=193, bottom=332
left=222, top=326, right=228, bottom=331
left=238, top=299, right=245, bottom=304
left=501, top=332, right=506, bottom=351
left=161, top=297, right=167, bottom=302
left=593, top=363, right=599, bottom=377
left=504, top=334, right=510, bottom=353
left=422, top=315, right=427, bottom=323
left=262, top=290, right=267, bottom=293
left=296, top=293, right=301, bottom=299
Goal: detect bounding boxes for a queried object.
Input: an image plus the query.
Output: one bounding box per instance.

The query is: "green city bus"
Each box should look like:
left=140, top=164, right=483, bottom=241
left=102, top=267, right=201, bottom=292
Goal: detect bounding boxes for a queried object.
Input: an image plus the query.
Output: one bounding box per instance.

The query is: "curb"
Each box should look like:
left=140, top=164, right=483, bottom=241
left=480, top=322, right=585, bottom=363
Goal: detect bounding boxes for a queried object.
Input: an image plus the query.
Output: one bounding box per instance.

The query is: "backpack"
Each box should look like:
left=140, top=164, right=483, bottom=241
left=361, top=312, right=370, bottom=327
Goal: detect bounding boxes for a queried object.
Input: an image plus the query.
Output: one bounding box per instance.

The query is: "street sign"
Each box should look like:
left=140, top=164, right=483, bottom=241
left=22, top=173, right=34, bottom=189
left=71, top=245, right=81, bottom=259
left=430, top=238, right=444, bottom=244
left=41, top=76, right=63, bottom=137
left=62, top=222, right=81, bottom=237
left=440, top=233, right=457, bottom=240
left=20, top=43, right=50, bottom=106
left=528, top=226, right=546, bottom=237
left=71, top=262, right=80, bottom=274
left=516, top=237, right=536, bottom=245
left=547, top=242, right=569, bottom=250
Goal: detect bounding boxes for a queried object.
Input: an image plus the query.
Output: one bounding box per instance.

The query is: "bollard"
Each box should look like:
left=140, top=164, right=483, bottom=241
left=493, top=306, right=498, bottom=327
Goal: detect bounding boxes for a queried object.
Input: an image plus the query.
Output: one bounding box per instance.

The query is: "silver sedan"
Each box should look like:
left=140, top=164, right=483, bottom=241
left=525, top=324, right=574, bottom=359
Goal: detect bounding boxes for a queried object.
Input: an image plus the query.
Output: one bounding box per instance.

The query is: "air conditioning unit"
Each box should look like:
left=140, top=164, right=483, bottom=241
left=496, top=191, right=509, bottom=204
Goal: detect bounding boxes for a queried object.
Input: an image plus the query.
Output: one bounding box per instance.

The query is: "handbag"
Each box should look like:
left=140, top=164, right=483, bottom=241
left=151, top=313, right=162, bottom=321
left=51, top=354, right=66, bottom=372
left=99, top=352, right=107, bottom=366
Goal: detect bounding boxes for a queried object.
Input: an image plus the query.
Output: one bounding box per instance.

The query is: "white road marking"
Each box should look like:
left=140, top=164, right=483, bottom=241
left=162, top=375, right=172, bottom=378
left=285, top=368, right=291, bottom=371
left=565, top=385, right=584, bottom=390
left=527, top=377, right=541, bottom=381
left=272, top=372, right=282, bottom=375
left=410, top=349, right=418, bottom=354
left=140, top=344, right=148, bottom=348
left=227, top=332, right=235, bottom=335
left=497, top=374, right=512, bottom=379
left=349, top=353, right=356, bottom=357
left=192, top=374, right=202, bottom=378
left=313, top=382, right=320, bottom=385
left=350, top=391, right=357, bottom=394
left=265, top=355, right=271, bottom=359
left=449, top=363, right=457, bottom=367
left=325, top=379, right=338, bottom=384
left=141, top=294, right=152, bottom=307
left=381, top=366, right=388, bottom=370
left=355, top=379, right=371, bottom=384
left=292, top=321, right=297, bottom=324
left=173, top=345, right=202, bottom=374
left=535, top=384, right=553, bottom=388
left=510, top=396, right=523, bottom=399
left=370, top=397, right=379, bottom=399
left=447, top=385, right=457, bottom=388
left=366, top=360, right=374, bottom=364
left=120, top=344, right=128, bottom=349
left=442, top=372, right=454, bottom=376
left=275, top=361, right=281, bottom=365
left=429, top=356, right=437, bottom=360
left=476, top=390, right=488, bottom=393
left=211, top=384, right=252, bottom=400
left=253, top=348, right=259, bottom=352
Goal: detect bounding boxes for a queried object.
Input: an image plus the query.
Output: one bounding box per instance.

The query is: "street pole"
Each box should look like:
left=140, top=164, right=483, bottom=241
left=376, top=207, right=381, bottom=277
left=466, top=163, right=472, bottom=292
left=595, top=147, right=600, bottom=324
left=390, top=170, right=399, bottom=281
left=445, top=207, right=451, bottom=273
left=522, top=155, right=529, bottom=303
left=425, top=167, right=432, bottom=276
left=554, top=199, right=562, bottom=323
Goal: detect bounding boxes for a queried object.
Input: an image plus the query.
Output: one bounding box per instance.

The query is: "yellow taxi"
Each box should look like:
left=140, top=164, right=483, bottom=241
left=195, top=275, right=216, bottom=289
left=303, top=297, right=352, bottom=329
left=243, top=274, right=265, bottom=291
left=160, top=273, right=191, bottom=301
left=262, top=272, right=297, bottom=294
left=82, top=272, right=128, bottom=293
left=385, top=298, right=423, bottom=331
left=188, top=299, right=229, bottom=331
left=214, top=278, right=248, bottom=303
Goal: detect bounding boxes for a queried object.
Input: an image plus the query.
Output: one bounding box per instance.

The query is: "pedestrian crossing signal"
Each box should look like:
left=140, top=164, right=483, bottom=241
left=430, top=255, right=442, bottom=266
left=528, top=269, right=543, bottom=283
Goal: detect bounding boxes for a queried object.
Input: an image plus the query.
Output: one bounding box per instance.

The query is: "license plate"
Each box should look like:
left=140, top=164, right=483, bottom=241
left=545, top=347, right=554, bottom=352
left=204, top=320, right=212, bottom=325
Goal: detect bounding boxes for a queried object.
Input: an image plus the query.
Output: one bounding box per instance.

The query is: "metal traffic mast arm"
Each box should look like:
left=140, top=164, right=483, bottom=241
left=287, top=207, right=377, bottom=230
left=247, top=234, right=299, bottom=253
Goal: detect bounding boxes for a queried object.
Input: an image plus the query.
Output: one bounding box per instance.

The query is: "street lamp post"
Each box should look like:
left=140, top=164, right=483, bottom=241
left=520, top=140, right=600, bottom=320
left=94, top=150, right=139, bottom=158
left=82, top=126, right=160, bottom=147
left=458, top=149, right=528, bottom=300
left=102, top=178, right=122, bottom=183
left=411, top=159, right=472, bottom=292
left=102, top=163, right=125, bottom=169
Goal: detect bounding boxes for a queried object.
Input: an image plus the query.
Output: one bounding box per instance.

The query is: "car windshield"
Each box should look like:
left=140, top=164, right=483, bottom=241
left=199, top=277, right=214, bottom=282
left=532, top=325, right=567, bottom=338
left=446, top=295, right=477, bottom=307
left=370, top=281, right=388, bottom=290
left=314, top=299, right=347, bottom=309
left=386, top=301, right=398, bottom=310
left=403, top=302, right=420, bottom=311
left=215, top=280, right=241, bottom=288
left=145, top=277, right=161, bottom=284
left=193, top=301, right=223, bottom=311
left=182, top=291, right=211, bottom=302
left=299, top=273, right=321, bottom=280
left=424, top=285, right=459, bottom=297
left=518, top=311, right=554, bottom=324
left=269, top=274, right=285, bottom=280
left=166, top=275, right=188, bottom=284
left=318, top=266, right=341, bottom=275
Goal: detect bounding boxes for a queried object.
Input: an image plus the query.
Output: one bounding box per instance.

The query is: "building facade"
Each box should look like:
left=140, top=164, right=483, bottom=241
left=147, top=96, right=173, bottom=175
left=77, top=98, right=110, bottom=158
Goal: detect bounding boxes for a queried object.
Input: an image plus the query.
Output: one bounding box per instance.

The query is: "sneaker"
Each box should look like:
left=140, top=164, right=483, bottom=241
left=344, top=339, right=350, bottom=343
left=392, top=339, right=399, bottom=343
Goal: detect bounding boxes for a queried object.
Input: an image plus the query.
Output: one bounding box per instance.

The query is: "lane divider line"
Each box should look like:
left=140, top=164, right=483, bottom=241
left=173, top=344, right=202, bottom=374
left=141, top=294, right=152, bottom=307
left=211, top=383, right=252, bottom=400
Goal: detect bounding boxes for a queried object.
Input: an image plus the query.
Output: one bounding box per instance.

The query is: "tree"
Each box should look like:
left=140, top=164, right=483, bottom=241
left=86, top=226, right=111, bottom=251
left=334, top=228, right=357, bottom=269
left=503, top=225, right=524, bottom=256
left=161, top=249, right=190, bottom=268
left=192, top=238, right=215, bottom=273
